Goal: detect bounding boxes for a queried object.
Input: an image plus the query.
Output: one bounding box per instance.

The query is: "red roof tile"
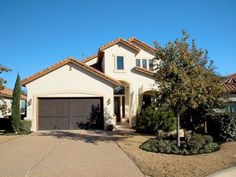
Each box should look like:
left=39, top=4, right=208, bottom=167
left=223, top=74, right=236, bottom=93
left=0, top=88, right=27, bottom=100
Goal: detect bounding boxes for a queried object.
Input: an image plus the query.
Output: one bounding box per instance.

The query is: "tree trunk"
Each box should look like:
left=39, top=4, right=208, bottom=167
left=177, top=111, right=180, bottom=147
left=204, top=121, right=208, bottom=133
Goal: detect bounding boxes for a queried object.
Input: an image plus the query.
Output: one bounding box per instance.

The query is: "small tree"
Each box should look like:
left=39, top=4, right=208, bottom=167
left=154, top=31, right=224, bottom=146
left=0, top=65, right=11, bottom=115
left=11, top=74, right=21, bottom=132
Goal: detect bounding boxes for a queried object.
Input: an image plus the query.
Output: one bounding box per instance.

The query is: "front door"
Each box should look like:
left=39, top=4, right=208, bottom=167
left=114, top=97, right=121, bottom=122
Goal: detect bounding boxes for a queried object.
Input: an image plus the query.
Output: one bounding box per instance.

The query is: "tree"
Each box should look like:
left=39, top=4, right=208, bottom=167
left=153, top=31, right=224, bottom=146
left=11, top=74, right=21, bottom=132
left=0, top=65, right=11, bottom=115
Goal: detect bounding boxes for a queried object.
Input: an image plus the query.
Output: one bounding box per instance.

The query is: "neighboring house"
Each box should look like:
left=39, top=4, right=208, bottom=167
left=21, top=37, right=157, bottom=131
left=0, top=88, right=27, bottom=118
left=222, top=73, right=236, bottom=113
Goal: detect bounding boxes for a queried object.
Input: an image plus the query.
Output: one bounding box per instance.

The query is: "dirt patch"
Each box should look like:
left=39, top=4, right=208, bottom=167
left=115, top=133, right=236, bottom=177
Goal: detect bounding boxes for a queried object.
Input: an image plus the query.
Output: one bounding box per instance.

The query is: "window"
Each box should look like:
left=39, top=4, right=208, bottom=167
left=224, top=102, right=236, bottom=113
left=142, top=59, right=147, bottom=69
left=114, top=86, right=125, bottom=94
left=136, top=59, right=140, bottom=67
left=149, top=59, right=153, bottom=70
left=116, top=56, right=124, bottom=70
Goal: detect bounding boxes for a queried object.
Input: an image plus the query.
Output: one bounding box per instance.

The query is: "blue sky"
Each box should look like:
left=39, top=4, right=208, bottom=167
left=0, top=0, right=235, bottom=88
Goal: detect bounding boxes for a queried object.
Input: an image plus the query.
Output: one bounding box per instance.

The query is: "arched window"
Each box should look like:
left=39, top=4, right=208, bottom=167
left=114, top=86, right=125, bottom=95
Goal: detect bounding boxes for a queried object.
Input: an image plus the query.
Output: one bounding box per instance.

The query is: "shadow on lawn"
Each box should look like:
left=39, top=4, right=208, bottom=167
left=32, top=130, right=135, bottom=145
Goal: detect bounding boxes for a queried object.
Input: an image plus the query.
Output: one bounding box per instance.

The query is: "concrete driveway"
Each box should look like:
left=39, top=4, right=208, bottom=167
left=0, top=130, right=144, bottom=177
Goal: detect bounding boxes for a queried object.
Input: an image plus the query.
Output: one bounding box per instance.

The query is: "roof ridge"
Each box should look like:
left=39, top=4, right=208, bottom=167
left=99, top=37, right=140, bottom=52
left=128, top=37, right=155, bottom=53
left=81, top=53, right=97, bottom=63
left=21, top=57, right=120, bottom=86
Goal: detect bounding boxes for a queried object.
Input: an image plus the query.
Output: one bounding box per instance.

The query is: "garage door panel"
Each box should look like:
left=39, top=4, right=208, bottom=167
left=69, top=99, right=103, bottom=129
left=39, top=99, right=69, bottom=117
left=38, top=98, right=103, bottom=130
left=39, top=117, right=69, bottom=130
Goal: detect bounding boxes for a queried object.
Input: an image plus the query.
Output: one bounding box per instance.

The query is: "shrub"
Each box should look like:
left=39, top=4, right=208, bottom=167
left=208, top=113, right=236, bottom=142
left=18, top=120, right=31, bottom=134
left=136, top=106, right=176, bottom=134
left=140, top=134, right=219, bottom=155
left=204, top=135, right=213, bottom=143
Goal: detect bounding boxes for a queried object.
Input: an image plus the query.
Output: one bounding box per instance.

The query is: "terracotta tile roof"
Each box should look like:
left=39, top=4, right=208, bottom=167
left=21, top=57, right=121, bottom=86
left=128, top=37, right=155, bottom=54
left=82, top=37, right=156, bottom=64
left=81, top=53, right=97, bottom=63
left=99, top=37, right=140, bottom=53
left=133, top=66, right=155, bottom=77
left=0, top=88, right=27, bottom=100
left=223, top=73, right=236, bottom=93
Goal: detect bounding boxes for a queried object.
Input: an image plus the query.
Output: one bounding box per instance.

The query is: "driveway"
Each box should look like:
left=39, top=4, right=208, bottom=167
left=0, top=130, right=144, bottom=177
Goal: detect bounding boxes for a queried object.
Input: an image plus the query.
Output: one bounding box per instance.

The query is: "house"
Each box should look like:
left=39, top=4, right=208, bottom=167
left=0, top=88, right=27, bottom=118
left=222, top=73, right=236, bottom=113
left=21, top=37, right=157, bottom=131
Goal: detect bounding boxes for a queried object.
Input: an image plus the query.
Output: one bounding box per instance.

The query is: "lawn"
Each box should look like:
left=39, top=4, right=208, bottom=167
left=115, top=132, right=236, bottom=177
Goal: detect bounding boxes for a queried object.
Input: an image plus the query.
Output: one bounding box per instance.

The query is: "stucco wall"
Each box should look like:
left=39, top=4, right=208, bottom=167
left=25, top=63, right=115, bottom=131
left=102, top=43, right=157, bottom=126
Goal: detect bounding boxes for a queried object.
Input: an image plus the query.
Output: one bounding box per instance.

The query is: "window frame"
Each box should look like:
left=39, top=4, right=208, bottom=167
left=136, top=59, right=141, bottom=67
left=142, top=59, right=147, bottom=69
left=149, top=59, right=153, bottom=71
left=116, top=56, right=124, bottom=70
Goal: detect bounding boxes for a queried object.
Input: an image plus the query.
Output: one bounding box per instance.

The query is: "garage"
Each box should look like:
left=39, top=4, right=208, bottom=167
left=38, top=97, right=103, bottom=130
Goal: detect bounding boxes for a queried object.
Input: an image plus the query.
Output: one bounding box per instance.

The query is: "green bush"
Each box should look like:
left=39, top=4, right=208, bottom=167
left=136, top=106, right=176, bottom=134
left=204, top=135, right=213, bottom=143
left=208, top=113, right=236, bottom=142
left=140, top=134, right=219, bottom=155
left=18, top=120, right=31, bottom=134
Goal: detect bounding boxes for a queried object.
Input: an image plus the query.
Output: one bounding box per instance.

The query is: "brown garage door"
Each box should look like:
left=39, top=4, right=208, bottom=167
left=38, top=98, right=103, bottom=130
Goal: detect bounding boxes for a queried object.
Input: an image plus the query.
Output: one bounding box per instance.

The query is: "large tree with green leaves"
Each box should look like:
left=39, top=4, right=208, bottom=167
left=154, top=31, right=224, bottom=146
left=0, top=65, right=11, bottom=115
left=11, top=74, right=21, bottom=132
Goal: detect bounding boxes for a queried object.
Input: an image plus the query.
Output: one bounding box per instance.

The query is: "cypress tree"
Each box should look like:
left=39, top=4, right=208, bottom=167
left=11, top=74, right=21, bottom=133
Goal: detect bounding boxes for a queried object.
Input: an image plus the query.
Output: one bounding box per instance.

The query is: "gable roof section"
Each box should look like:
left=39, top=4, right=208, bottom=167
left=133, top=66, right=155, bottom=77
left=81, top=53, right=97, bottom=63
left=99, top=38, right=140, bottom=53
left=223, top=73, right=236, bottom=93
left=21, top=57, right=120, bottom=86
left=0, top=88, right=27, bottom=100
left=128, top=37, right=155, bottom=54
left=82, top=37, right=156, bottom=64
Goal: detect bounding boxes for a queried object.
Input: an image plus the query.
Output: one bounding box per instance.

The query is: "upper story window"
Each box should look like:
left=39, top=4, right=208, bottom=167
left=116, top=56, right=124, bottom=70
left=149, top=59, right=153, bottom=71
left=142, top=59, right=147, bottom=69
left=136, top=59, right=140, bottom=67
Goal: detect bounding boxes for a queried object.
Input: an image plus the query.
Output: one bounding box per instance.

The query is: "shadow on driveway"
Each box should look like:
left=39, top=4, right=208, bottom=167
left=31, top=130, right=134, bottom=145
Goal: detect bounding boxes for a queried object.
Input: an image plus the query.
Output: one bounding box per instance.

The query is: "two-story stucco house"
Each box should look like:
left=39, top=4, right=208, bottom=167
left=21, top=37, right=157, bottom=131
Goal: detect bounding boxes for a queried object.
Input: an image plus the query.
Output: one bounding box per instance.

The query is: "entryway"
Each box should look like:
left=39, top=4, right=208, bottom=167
left=114, top=81, right=130, bottom=125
